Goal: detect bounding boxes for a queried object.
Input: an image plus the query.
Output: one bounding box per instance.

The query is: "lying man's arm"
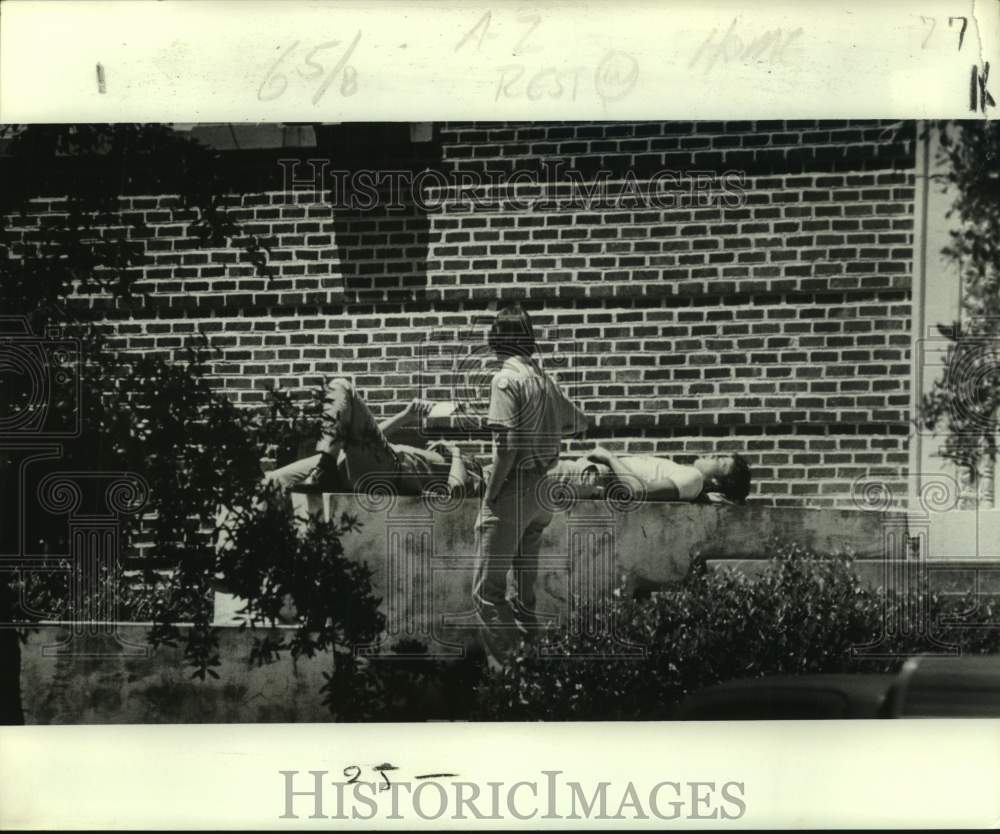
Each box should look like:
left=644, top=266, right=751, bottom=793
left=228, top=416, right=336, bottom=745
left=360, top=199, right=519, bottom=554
left=447, top=447, right=469, bottom=496
left=426, top=441, right=470, bottom=498
left=378, top=397, right=432, bottom=438
left=587, top=446, right=680, bottom=502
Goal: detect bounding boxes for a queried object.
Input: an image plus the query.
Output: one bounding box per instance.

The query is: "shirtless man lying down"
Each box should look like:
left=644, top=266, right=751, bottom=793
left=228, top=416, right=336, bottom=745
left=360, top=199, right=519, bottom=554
left=547, top=446, right=752, bottom=504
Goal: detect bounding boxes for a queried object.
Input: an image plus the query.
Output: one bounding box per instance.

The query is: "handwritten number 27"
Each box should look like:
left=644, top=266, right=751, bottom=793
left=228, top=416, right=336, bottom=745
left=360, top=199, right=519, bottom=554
left=919, top=15, right=967, bottom=50
left=948, top=17, right=968, bottom=51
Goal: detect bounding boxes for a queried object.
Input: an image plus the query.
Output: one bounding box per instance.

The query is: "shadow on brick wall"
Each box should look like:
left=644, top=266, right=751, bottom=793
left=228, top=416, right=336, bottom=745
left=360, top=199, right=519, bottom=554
left=315, top=124, right=445, bottom=306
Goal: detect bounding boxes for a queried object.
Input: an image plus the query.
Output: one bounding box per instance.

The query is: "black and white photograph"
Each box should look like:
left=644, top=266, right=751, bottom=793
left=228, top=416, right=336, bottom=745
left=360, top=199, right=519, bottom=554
left=1, top=0, right=999, bottom=827
left=5, top=116, right=999, bottom=726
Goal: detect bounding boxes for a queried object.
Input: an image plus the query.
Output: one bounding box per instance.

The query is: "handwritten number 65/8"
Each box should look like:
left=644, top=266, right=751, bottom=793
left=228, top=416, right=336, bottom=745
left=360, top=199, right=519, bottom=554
left=258, top=33, right=361, bottom=103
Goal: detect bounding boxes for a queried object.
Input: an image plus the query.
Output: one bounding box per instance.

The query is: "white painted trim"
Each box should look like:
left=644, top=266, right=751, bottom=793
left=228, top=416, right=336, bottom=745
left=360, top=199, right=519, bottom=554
left=910, top=121, right=931, bottom=508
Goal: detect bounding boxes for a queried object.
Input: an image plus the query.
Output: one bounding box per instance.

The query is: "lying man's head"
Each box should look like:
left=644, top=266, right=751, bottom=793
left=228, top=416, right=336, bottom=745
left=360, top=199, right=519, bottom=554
left=548, top=453, right=752, bottom=504
left=579, top=462, right=606, bottom=499
left=694, top=453, right=752, bottom=503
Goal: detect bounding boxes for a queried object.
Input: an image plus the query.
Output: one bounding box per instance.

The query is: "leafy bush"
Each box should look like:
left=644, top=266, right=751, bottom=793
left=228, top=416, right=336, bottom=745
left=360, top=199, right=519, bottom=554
left=472, top=541, right=1000, bottom=721
left=214, top=498, right=387, bottom=714
left=213, top=539, right=1000, bottom=723
left=313, top=641, right=486, bottom=722
left=8, top=334, right=314, bottom=644
left=7, top=332, right=400, bottom=718
left=919, top=121, right=1000, bottom=481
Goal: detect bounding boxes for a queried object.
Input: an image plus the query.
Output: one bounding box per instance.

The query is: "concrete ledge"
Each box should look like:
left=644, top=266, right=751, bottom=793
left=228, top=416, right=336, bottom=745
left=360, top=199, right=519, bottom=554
left=19, top=626, right=331, bottom=724
left=293, top=491, right=904, bottom=571
left=237, top=492, right=911, bottom=651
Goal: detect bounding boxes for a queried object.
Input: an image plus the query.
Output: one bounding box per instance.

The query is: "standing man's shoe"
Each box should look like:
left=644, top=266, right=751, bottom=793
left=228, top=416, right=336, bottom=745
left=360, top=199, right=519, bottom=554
left=475, top=600, right=526, bottom=633
left=508, top=599, right=558, bottom=632
left=475, top=601, right=526, bottom=670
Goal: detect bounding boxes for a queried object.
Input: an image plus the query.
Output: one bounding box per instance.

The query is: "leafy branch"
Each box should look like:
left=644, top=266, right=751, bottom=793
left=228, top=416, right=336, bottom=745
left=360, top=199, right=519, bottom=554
left=919, top=121, right=1000, bottom=478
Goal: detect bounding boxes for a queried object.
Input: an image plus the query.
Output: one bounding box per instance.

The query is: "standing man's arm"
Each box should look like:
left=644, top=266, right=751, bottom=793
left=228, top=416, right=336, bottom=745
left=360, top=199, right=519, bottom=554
left=485, top=431, right=519, bottom=503
left=484, top=372, right=521, bottom=504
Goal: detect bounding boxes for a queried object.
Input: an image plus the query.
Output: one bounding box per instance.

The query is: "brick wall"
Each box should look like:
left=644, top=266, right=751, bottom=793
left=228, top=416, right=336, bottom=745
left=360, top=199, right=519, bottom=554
left=6, top=120, right=917, bottom=508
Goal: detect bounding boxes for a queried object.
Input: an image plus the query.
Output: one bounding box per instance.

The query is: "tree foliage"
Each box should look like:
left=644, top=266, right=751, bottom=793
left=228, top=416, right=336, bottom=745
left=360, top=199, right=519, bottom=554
left=0, top=124, right=272, bottom=325
left=0, top=124, right=381, bottom=716
left=920, top=120, right=1000, bottom=475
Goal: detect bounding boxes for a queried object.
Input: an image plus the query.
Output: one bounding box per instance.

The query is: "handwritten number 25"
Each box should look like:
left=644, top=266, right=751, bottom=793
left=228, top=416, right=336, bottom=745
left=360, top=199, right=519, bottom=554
left=343, top=765, right=392, bottom=791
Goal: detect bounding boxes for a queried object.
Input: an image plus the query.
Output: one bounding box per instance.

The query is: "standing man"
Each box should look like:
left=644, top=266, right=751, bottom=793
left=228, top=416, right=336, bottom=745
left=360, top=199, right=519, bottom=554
left=474, top=304, right=589, bottom=652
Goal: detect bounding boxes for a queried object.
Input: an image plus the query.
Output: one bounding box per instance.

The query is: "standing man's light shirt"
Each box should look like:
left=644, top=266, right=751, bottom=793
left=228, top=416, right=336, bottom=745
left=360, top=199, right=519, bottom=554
left=487, top=354, right=588, bottom=472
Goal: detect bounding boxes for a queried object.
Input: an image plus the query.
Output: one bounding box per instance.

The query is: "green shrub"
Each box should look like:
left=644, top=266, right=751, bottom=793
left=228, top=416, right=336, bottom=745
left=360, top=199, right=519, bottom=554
left=472, top=541, right=1000, bottom=721
left=316, top=642, right=486, bottom=722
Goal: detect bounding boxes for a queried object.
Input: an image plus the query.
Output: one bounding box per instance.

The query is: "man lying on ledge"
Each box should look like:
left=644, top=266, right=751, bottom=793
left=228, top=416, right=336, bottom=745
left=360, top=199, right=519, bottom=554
left=549, top=446, right=752, bottom=505
left=265, top=378, right=751, bottom=505
left=265, top=377, right=485, bottom=497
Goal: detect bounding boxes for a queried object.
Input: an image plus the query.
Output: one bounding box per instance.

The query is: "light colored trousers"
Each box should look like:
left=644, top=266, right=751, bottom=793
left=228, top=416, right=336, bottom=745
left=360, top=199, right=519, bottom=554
left=266, top=378, right=399, bottom=492
left=472, top=467, right=553, bottom=614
